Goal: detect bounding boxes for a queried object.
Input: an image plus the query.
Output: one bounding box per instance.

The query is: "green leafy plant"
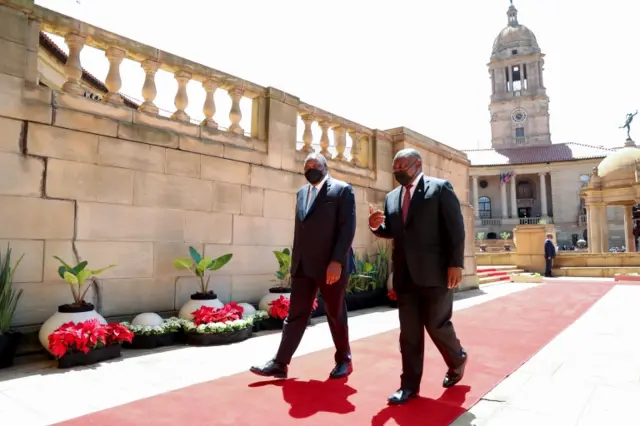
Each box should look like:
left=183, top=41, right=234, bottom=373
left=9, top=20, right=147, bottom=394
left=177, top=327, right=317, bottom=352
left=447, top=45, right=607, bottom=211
left=501, top=232, right=511, bottom=240
left=476, top=232, right=485, bottom=242
left=0, top=245, right=24, bottom=334
left=347, top=257, right=376, bottom=294
left=272, top=248, right=291, bottom=288
left=362, top=243, right=390, bottom=290
left=173, top=247, right=233, bottom=294
left=54, top=256, right=116, bottom=306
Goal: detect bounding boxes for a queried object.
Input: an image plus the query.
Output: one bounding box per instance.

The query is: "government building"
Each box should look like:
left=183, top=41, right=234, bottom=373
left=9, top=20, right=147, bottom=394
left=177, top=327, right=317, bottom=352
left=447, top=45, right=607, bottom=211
left=463, top=2, right=632, bottom=249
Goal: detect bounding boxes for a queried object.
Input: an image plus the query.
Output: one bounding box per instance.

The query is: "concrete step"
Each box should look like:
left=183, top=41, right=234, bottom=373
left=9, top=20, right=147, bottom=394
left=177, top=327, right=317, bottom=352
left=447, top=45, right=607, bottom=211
left=477, top=265, right=519, bottom=273
left=552, top=266, right=640, bottom=278
left=478, top=275, right=511, bottom=285
left=477, top=269, right=524, bottom=278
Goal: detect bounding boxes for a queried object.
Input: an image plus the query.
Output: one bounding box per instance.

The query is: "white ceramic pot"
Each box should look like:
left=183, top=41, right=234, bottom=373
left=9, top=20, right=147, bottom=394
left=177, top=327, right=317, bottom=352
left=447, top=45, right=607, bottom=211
left=179, top=296, right=224, bottom=320
left=39, top=305, right=107, bottom=353
left=132, top=312, right=164, bottom=327
left=237, top=303, right=256, bottom=318
left=258, top=289, right=292, bottom=312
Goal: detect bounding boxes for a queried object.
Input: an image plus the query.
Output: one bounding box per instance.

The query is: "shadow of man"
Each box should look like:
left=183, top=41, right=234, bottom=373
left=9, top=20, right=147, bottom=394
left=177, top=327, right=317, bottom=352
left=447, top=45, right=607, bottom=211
left=370, top=386, right=471, bottom=426
left=249, top=377, right=357, bottom=419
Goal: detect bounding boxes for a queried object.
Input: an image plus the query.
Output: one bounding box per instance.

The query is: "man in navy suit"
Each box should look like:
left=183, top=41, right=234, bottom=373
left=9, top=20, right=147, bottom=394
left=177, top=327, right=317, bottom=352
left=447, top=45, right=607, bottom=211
left=544, top=233, right=556, bottom=277
left=251, top=152, right=357, bottom=380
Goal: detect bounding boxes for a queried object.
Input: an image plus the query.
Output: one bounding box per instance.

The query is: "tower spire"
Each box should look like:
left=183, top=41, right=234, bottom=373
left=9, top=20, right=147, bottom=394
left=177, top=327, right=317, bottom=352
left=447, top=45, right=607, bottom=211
left=507, top=1, right=519, bottom=27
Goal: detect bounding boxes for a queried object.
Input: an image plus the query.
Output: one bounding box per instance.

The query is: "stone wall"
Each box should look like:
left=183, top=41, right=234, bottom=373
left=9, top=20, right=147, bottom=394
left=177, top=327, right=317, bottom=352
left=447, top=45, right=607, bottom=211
left=0, top=1, right=477, bottom=328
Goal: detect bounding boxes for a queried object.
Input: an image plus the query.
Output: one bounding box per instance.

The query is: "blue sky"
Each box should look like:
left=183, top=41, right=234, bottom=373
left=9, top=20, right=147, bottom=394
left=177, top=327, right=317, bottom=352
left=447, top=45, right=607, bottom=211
left=37, top=0, right=640, bottom=151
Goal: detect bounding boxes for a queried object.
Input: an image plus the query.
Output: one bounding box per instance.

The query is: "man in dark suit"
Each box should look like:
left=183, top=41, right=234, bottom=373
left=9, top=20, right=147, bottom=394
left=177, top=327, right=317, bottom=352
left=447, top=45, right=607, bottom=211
left=251, top=152, right=357, bottom=379
left=544, top=233, right=556, bottom=277
left=368, top=148, right=468, bottom=405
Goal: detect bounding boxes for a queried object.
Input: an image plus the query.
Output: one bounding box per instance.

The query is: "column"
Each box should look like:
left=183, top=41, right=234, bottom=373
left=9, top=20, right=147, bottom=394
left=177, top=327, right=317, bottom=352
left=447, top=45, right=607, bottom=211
left=586, top=206, right=594, bottom=252
left=501, top=181, right=508, bottom=219
left=61, top=33, right=86, bottom=96
left=228, top=87, right=244, bottom=134
left=171, top=70, right=191, bottom=122
left=510, top=174, right=518, bottom=218
left=139, top=60, right=160, bottom=114
left=104, top=47, right=125, bottom=104
left=600, top=206, right=610, bottom=252
left=539, top=172, right=548, bottom=217
left=588, top=205, right=601, bottom=253
left=472, top=176, right=479, bottom=218
left=624, top=205, right=636, bottom=252
left=508, top=66, right=513, bottom=92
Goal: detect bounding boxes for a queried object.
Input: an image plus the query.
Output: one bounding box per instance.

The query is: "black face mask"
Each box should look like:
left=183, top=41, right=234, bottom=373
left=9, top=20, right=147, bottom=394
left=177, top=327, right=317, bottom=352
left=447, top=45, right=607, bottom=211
left=305, top=169, right=324, bottom=185
left=394, top=171, right=413, bottom=187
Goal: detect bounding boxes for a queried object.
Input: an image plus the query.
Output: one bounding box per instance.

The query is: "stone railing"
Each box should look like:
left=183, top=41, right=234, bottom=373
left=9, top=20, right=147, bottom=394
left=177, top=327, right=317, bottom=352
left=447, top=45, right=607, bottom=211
left=31, top=4, right=377, bottom=176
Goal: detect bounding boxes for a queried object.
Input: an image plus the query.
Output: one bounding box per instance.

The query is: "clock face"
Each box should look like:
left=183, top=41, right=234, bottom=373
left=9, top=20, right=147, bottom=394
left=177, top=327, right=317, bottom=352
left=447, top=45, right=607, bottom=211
left=511, top=109, right=527, bottom=123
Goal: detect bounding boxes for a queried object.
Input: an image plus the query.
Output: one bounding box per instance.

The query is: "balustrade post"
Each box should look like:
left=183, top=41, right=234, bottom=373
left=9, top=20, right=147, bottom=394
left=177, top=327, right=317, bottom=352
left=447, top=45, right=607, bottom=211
left=333, top=126, right=347, bottom=161
left=349, top=129, right=362, bottom=166
left=104, top=47, right=125, bottom=104
left=62, top=33, right=86, bottom=96
left=201, top=78, right=219, bottom=129
left=300, top=114, right=314, bottom=153
left=318, top=121, right=331, bottom=159
left=171, top=70, right=191, bottom=122
left=139, top=60, right=160, bottom=114
left=228, top=87, right=244, bottom=134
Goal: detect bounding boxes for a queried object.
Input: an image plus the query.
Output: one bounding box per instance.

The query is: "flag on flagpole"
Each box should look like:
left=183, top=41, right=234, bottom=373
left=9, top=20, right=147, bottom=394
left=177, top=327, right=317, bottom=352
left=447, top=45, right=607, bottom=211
left=500, top=171, right=515, bottom=185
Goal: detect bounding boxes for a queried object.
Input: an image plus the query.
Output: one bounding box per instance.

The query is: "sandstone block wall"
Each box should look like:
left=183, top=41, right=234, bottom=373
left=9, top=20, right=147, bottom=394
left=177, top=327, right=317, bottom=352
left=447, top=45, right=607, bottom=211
left=0, top=2, right=477, bottom=327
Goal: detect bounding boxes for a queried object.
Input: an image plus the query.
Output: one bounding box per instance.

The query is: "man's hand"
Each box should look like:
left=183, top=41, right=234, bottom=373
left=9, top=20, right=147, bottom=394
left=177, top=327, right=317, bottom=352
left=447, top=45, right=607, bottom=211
left=447, top=267, right=462, bottom=289
left=326, top=261, right=342, bottom=285
left=369, top=205, right=385, bottom=229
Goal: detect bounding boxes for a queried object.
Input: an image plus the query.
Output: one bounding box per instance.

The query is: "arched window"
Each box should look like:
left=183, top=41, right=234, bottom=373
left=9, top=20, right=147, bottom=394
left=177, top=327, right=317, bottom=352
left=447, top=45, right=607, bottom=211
left=517, top=180, right=534, bottom=199
left=478, top=196, right=491, bottom=218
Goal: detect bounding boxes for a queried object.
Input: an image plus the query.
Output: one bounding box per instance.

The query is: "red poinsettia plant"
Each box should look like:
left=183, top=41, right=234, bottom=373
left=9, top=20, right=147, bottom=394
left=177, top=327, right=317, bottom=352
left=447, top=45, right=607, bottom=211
left=388, top=289, right=397, bottom=301
left=268, top=295, right=318, bottom=320
left=191, top=303, right=245, bottom=326
left=48, top=319, right=134, bottom=358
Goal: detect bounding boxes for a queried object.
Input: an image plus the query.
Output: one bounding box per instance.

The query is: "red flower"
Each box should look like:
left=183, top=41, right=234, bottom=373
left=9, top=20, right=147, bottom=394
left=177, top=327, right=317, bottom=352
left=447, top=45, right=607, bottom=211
left=268, top=296, right=318, bottom=320
left=388, top=289, right=397, bottom=301
left=191, top=304, right=243, bottom=326
left=47, top=319, right=131, bottom=358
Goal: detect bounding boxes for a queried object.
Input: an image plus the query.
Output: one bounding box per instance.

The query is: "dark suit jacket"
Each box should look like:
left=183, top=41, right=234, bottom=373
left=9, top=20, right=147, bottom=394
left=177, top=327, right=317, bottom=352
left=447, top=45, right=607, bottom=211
left=544, top=239, right=556, bottom=259
left=373, top=176, right=465, bottom=288
left=291, top=177, right=357, bottom=281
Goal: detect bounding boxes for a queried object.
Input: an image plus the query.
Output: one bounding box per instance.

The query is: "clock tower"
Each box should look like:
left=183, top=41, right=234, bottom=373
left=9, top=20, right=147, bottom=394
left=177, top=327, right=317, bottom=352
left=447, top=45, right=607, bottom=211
left=488, top=2, right=551, bottom=148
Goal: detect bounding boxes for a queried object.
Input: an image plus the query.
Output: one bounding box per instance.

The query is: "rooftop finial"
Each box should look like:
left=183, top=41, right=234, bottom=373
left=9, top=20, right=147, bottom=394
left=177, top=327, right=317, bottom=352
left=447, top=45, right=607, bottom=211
left=507, top=1, right=519, bottom=26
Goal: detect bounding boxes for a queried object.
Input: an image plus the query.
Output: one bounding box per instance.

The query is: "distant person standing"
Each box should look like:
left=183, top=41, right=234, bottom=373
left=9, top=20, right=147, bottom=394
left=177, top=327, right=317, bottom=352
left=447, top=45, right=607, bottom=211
left=544, top=233, right=556, bottom=277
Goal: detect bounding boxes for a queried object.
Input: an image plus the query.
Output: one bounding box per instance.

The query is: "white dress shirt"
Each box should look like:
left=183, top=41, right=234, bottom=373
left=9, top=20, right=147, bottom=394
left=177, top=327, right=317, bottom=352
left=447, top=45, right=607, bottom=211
left=306, top=174, right=328, bottom=211
left=370, top=173, right=424, bottom=231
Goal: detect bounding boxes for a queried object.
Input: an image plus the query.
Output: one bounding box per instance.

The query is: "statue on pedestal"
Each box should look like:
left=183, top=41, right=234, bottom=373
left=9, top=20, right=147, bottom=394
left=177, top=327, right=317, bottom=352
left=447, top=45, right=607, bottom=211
left=620, top=110, right=638, bottom=141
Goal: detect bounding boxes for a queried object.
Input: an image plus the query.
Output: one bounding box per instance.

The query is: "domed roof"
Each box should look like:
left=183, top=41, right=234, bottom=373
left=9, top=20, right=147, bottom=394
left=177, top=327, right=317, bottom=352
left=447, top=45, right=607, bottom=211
left=491, top=4, right=541, bottom=58
left=597, top=141, right=640, bottom=177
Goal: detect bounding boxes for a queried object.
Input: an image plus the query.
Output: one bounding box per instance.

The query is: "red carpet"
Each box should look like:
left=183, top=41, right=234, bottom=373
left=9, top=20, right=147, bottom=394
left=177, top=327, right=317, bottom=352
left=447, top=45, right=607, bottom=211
left=57, top=282, right=612, bottom=426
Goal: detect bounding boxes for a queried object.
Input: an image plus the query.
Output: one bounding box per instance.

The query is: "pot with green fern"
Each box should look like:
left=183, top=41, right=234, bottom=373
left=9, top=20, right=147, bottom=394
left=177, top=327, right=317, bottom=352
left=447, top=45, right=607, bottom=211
left=258, top=248, right=292, bottom=312
left=38, top=257, right=116, bottom=353
left=0, top=245, right=24, bottom=369
left=173, top=247, right=233, bottom=320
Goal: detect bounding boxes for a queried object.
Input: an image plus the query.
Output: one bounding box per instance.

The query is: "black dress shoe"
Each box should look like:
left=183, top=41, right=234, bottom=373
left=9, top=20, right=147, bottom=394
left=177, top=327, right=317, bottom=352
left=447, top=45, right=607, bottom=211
left=250, top=360, right=288, bottom=379
left=443, top=350, right=468, bottom=388
left=387, top=388, right=419, bottom=405
left=329, top=361, right=353, bottom=379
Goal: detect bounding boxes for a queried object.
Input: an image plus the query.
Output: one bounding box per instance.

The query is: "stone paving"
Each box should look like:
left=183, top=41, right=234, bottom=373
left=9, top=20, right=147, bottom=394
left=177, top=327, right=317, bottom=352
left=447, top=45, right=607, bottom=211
left=1, top=280, right=636, bottom=425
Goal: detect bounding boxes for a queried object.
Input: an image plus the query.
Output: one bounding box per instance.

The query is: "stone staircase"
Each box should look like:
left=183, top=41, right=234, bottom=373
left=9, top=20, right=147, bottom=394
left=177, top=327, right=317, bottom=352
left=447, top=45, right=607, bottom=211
left=477, top=265, right=525, bottom=285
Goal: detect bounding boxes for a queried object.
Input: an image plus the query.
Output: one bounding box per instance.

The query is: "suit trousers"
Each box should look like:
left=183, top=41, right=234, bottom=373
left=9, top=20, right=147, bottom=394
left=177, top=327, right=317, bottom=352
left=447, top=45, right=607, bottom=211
left=396, top=266, right=464, bottom=391
left=275, top=265, right=351, bottom=365
left=545, top=258, right=553, bottom=276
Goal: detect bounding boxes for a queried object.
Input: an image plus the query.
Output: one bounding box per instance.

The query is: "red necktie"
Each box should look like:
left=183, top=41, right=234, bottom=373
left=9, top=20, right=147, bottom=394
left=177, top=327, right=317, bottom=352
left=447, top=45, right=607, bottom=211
left=402, top=184, right=413, bottom=222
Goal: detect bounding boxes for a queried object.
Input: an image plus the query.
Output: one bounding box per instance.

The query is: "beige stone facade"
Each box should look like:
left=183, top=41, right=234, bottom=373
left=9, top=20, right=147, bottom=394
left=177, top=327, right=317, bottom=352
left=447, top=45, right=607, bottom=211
left=465, top=3, right=628, bottom=249
left=0, top=1, right=477, bottom=327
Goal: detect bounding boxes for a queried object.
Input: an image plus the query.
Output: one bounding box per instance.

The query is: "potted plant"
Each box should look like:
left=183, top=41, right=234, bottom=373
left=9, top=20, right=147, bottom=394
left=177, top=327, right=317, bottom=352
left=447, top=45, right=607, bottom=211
left=501, top=232, right=512, bottom=251
left=121, top=317, right=183, bottom=350
left=38, top=257, right=115, bottom=353
left=261, top=295, right=318, bottom=330
left=182, top=303, right=257, bottom=346
left=477, top=232, right=487, bottom=252
left=258, top=248, right=292, bottom=312
left=0, top=245, right=24, bottom=369
left=48, top=319, right=133, bottom=368
left=173, top=247, right=233, bottom=320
